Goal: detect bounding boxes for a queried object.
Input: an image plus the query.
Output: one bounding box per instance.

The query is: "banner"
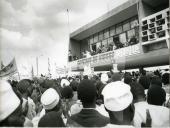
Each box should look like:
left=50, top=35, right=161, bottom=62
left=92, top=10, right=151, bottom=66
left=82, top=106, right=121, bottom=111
left=0, top=58, right=18, bottom=77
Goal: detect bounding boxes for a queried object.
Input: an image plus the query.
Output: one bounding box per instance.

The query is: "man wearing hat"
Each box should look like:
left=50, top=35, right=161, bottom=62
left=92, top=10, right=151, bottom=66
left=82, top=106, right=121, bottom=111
left=38, top=88, right=65, bottom=127
left=102, top=81, right=135, bottom=127
left=0, top=80, right=32, bottom=126
left=67, top=80, right=109, bottom=127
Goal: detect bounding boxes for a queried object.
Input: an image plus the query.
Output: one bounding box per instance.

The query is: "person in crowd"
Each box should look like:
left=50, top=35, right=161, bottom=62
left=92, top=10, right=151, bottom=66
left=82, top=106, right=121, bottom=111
left=138, top=70, right=150, bottom=90
left=124, top=73, right=133, bottom=85
left=107, top=44, right=113, bottom=51
left=162, top=72, right=170, bottom=107
left=162, top=72, right=170, bottom=94
left=38, top=88, right=65, bottom=127
left=67, top=79, right=109, bottom=127
left=102, top=81, right=135, bottom=127
left=61, top=86, right=74, bottom=118
left=131, top=82, right=170, bottom=127
left=0, top=80, right=33, bottom=127
left=147, top=86, right=166, bottom=106
left=150, top=75, right=162, bottom=88
left=101, top=45, right=107, bottom=53
left=85, top=50, right=91, bottom=58
left=128, top=35, right=137, bottom=46
left=96, top=45, right=102, bottom=54
left=70, top=79, right=79, bottom=101
left=68, top=50, right=72, bottom=62
left=17, top=79, right=36, bottom=120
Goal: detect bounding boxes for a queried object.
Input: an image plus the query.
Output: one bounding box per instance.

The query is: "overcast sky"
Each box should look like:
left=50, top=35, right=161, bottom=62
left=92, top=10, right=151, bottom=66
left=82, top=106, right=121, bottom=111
left=0, top=0, right=128, bottom=77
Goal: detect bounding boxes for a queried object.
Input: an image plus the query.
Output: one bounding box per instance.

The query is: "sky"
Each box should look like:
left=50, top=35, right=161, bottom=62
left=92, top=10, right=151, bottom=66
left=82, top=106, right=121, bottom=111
left=0, top=0, right=128, bottom=77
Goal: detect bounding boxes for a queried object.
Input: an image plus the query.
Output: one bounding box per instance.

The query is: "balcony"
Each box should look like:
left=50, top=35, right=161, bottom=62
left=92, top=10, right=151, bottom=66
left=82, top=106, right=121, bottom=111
left=68, top=44, right=141, bottom=70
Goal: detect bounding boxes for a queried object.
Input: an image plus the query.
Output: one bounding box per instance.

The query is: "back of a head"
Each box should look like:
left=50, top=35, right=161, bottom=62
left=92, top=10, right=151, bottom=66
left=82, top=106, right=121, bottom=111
left=124, top=75, right=132, bottom=85
left=70, top=80, right=79, bottom=91
left=83, top=75, right=88, bottom=80
left=111, top=73, right=122, bottom=82
left=17, top=79, right=32, bottom=95
left=78, top=80, right=96, bottom=105
left=61, top=86, right=73, bottom=99
left=150, top=75, right=162, bottom=87
left=147, top=86, right=166, bottom=106
left=139, top=75, right=150, bottom=89
left=130, top=82, right=145, bottom=102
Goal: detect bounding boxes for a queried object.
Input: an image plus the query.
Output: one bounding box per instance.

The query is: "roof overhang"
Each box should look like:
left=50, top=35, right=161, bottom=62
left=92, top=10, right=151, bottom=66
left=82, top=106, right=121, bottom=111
left=70, top=0, right=139, bottom=40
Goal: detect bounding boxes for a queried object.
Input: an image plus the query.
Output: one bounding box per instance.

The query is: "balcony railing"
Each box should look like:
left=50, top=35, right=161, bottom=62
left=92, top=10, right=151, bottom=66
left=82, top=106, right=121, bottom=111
left=68, top=44, right=141, bottom=70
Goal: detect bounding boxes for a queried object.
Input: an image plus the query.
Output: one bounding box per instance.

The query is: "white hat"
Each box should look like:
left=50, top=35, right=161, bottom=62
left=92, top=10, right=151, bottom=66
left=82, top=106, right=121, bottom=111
left=61, top=79, right=70, bottom=88
left=101, top=73, right=108, bottom=83
left=41, top=88, right=60, bottom=110
left=102, top=81, right=133, bottom=111
left=0, top=80, right=20, bottom=121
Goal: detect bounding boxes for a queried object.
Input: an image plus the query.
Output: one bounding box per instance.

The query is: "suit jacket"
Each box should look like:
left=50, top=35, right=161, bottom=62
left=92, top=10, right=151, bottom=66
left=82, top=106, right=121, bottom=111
left=67, top=108, right=109, bottom=127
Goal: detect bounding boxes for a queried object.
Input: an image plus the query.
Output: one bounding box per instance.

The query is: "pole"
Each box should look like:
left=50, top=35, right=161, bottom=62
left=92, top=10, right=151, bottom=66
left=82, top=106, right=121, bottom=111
left=36, top=57, right=38, bottom=76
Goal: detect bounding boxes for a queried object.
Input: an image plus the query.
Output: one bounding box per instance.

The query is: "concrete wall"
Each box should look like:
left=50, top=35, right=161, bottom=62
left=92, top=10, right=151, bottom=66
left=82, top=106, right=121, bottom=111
left=139, top=0, right=156, bottom=19
left=69, top=39, right=81, bottom=59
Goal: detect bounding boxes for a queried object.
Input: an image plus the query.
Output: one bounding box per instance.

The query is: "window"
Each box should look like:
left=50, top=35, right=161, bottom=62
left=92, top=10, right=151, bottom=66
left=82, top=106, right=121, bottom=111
left=119, top=33, right=127, bottom=45
left=99, top=32, right=104, bottom=40
left=123, top=21, right=130, bottom=31
left=104, top=29, right=109, bottom=39
left=116, top=24, right=122, bottom=34
left=110, top=26, right=116, bottom=36
left=90, top=36, right=93, bottom=44
left=94, top=34, right=98, bottom=43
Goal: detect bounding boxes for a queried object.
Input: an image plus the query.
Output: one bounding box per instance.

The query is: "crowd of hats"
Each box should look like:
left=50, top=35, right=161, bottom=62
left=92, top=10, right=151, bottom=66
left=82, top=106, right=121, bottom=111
left=0, top=68, right=169, bottom=127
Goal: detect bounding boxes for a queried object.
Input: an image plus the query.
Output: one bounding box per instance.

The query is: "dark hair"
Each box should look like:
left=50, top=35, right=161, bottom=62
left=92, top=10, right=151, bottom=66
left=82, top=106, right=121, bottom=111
left=130, top=82, right=145, bottom=102
left=83, top=75, right=88, bottom=80
left=147, top=86, right=166, bottom=106
left=61, top=86, right=73, bottom=99
left=78, top=80, right=96, bottom=104
left=162, top=73, right=169, bottom=85
left=150, top=75, right=162, bottom=87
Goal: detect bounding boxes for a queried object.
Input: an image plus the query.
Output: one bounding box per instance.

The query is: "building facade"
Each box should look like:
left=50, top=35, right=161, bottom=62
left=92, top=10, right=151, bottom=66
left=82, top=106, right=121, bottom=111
left=68, top=0, right=169, bottom=71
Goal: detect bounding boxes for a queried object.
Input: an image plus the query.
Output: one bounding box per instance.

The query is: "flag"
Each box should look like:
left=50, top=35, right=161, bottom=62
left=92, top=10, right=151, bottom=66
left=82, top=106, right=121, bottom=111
left=0, top=58, right=18, bottom=77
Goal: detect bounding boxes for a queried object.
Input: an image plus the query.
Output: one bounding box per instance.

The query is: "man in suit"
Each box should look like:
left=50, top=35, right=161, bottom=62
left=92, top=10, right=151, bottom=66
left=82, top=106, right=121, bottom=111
left=67, top=79, right=109, bottom=127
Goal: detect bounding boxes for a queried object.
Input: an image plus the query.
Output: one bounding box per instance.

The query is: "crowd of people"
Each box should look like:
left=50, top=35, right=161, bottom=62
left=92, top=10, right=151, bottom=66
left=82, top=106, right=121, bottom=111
left=0, top=68, right=169, bottom=127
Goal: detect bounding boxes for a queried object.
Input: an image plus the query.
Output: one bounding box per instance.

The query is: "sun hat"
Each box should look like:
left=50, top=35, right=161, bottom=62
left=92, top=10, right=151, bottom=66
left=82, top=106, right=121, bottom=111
left=102, top=81, right=133, bottom=111
left=0, top=80, right=20, bottom=121
left=41, top=88, right=60, bottom=110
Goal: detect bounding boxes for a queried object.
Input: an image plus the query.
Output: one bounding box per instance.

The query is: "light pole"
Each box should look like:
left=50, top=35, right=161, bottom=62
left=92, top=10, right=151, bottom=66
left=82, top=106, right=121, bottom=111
left=36, top=54, right=43, bottom=77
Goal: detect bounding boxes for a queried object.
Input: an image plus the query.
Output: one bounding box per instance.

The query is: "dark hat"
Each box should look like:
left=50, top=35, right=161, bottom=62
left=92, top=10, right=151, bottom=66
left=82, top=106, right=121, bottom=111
left=147, top=86, right=166, bottom=106
left=38, top=111, right=65, bottom=127
left=78, top=80, right=96, bottom=104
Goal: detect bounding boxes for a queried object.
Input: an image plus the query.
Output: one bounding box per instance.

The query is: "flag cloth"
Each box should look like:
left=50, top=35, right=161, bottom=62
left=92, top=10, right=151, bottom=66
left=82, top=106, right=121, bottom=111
left=0, top=58, right=18, bottom=77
